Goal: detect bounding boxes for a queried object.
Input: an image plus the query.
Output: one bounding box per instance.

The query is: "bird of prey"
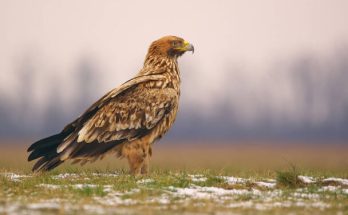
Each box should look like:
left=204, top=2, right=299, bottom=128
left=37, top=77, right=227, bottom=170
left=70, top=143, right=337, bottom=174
left=27, top=35, right=194, bottom=175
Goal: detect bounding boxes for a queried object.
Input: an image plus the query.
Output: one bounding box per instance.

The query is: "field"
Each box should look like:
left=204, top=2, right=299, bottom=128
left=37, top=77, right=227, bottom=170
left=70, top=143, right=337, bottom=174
left=0, top=139, right=347, bottom=214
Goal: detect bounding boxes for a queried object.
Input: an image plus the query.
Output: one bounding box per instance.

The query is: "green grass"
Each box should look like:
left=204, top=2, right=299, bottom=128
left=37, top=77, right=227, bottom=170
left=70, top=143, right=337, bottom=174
left=0, top=169, right=347, bottom=215
left=276, top=164, right=303, bottom=188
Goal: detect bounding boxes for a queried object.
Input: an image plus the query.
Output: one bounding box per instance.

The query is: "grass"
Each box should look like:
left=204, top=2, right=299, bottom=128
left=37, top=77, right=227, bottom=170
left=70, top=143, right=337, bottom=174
left=1, top=170, right=348, bottom=214
left=276, top=164, right=303, bottom=188
left=1, top=169, right=347, bottom=214
left=0, top=140, right=347, bottom=214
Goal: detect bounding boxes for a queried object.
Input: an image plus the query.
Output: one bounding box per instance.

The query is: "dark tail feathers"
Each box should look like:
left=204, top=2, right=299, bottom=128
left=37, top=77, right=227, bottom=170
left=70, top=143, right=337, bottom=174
left=27, top=132, right=69, bottom=172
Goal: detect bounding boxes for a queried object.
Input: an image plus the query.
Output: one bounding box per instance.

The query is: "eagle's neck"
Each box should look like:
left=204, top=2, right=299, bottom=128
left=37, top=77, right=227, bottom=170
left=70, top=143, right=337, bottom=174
left=140, top=55, right=181, bottom=93
left=138, top=55, right=181, bottom=95
left=140, top=55, right=179, bottom=76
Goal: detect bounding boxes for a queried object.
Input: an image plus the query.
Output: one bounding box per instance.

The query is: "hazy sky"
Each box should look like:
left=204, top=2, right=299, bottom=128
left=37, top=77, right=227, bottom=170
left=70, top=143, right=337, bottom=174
left=1, top=0, right=348, bottom=114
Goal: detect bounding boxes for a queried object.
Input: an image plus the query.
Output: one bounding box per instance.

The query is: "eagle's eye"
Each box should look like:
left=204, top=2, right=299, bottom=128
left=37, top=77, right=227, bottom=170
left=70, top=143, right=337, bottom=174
left=172, top=40, right=182, bottom=47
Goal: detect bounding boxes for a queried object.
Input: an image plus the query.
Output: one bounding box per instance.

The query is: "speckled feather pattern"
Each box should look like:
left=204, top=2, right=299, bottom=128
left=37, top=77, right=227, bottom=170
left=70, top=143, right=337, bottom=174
left=59, top=56, right=180, bottom=162
left=28, top=35, right=191, bottom=174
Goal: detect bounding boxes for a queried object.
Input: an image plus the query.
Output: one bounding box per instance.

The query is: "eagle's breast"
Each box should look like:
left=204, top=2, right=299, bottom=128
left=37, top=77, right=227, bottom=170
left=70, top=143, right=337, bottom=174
left=140, top=60, right=181, bottom=144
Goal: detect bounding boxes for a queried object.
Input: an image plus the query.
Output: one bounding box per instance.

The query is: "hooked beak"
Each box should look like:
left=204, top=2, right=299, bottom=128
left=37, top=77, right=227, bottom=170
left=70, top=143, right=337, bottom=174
left=175, top=40, right=194, bottom=54
left=183, top=40, right=194, bottom=54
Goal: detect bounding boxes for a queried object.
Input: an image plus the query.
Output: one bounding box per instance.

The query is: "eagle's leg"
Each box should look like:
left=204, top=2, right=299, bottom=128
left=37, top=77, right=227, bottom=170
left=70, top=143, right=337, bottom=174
left=141, top=145, right=152, bottom=174
left=127, top=152, right=143, bottom=175
left=141, top=152, right=149, bottom=174
left=123, top=141, right=149, bottom=175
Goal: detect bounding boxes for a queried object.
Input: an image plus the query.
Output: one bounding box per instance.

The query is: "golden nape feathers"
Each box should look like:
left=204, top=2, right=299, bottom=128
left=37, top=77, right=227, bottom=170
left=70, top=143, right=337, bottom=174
left=27, top=35, right=194, bottom=175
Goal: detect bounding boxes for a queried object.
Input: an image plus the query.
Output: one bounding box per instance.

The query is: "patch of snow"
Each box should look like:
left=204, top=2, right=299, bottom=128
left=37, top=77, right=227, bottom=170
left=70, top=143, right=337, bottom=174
left=27, top=202, right=60, bottom=210
left=318, top=185, right=347, bottom=193
left=82, top=204, right=107, bottom=214
left=264, top=189, right=283, bottom=200
left=254, top=202, right=272, bottom=210
left=228, top=201, right=253, bottom=208
left=103, top=185, right=113, bottom=192
left=168, top=185, right=260, bottom=200
left=189, top=174, right=207, bottom=182
left=228, top=200, right=330, bottom=210
left=147, top=194, right=171, bottom=204
left=220, top=176, right=247, bottom=184
left=72, top=184, right=98, bottom=189
left=1, top=173, right=30, bottom=182
left=0, top=202, right=137, bottom=215
left=298, top=175, right=315, bottom=183
left=52, top=173, right=78, bottom=179
left=37, top=183, right=114, bottom=192
left=309, top=201, right=331, bottom=209
left=38, top=184, right=62, bottom=189
left=279, top=201, right=329, bottom=209
left=92, top=173, right=119, bottom=177
left=228, top=201, right=294, bottom=210
left=126, top=188, right=141, bottom=194
left=255, top=181, right=276, bottom=188
left=50, top=172, right=119, bottom=180
left=94, top=188, right=140, bottom=206
left=137, top=179, right=154, bottom=184
left=323, top=177, right=348, bottom=185
left=94, top=190, right=139, bottom=206
left=293, top=192, right=320, bottom=199
left=38, top=183, right=99, bottom=190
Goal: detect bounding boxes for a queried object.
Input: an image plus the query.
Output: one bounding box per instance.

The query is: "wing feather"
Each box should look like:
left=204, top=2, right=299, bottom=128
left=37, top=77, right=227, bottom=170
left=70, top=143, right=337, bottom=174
left=56, top=74, right=177, bottom=160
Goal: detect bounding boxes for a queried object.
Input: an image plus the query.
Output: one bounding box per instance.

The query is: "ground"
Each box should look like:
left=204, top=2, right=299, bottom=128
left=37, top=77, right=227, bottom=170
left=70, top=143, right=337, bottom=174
left=0, top=140, right=347, bottom=214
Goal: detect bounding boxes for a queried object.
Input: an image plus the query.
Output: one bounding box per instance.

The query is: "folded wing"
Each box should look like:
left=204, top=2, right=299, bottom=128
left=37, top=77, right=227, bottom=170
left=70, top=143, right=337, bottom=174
left=28, top=74, right=176, bottom=171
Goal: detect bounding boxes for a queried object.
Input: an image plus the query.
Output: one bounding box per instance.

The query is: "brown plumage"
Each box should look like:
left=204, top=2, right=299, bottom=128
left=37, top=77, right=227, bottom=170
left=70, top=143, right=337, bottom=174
left=27, top=35, right=194, bottom=175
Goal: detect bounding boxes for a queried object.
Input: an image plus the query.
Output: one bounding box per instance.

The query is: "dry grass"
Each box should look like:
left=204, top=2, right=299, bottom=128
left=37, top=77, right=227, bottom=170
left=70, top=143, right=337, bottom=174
left=0, top=139, right=347, bottom=177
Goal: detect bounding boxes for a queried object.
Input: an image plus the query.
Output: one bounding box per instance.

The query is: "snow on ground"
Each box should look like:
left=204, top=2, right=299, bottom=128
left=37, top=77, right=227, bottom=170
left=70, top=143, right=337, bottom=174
left=298, top=175, right=316, bottom=183
left=0, top=201, right=124, bottom=215
left=52, top=173, right=79, bottom=179
left=189, top=174, right=207, bottom=182
left=228, top=201, right=330, bottom=210
left=1, top=173, right=347, bottom=214
left=255, top=181, right=276, bottom=188
left=323, top=177, right=348, bottom=185
left=292, top=192, right=320, bottom=199
left=27, top=202, right=61, bottom=210
left=1, top=172, right=120, bottom=182
left=72, top=184, right=98, bottom=189
left=92, top=173, right=119, bottom=177
left=137, top=178, right=155, bottom=184
left=0, top=173, right=31, bottom=182
left=220, top=176, right=247, bottom=184
left=169, top=185, right=260, bottom=199
left=37, top=183, right=114, bottom=192
left=37, top=184, right=62, bottom=189
left=51, top=172, right=119, bottom=180
left=94, top=189, right=140, bottom=206
left=319, top=185, right=348, bottom=195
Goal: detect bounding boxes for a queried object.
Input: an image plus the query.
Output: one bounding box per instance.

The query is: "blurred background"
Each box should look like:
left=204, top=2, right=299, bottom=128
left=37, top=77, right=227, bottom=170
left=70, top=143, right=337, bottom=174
left=1, top=0, right=348, bottom=143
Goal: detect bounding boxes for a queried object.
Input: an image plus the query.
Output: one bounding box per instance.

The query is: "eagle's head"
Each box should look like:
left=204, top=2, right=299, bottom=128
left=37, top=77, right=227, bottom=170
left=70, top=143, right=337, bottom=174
left=147, top=35, right=194, bottom=58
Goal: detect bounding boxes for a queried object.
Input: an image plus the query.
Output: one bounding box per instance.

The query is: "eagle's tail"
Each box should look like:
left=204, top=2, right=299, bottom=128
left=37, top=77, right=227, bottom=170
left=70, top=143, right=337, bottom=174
left=27, top=131, right=69, bottom=172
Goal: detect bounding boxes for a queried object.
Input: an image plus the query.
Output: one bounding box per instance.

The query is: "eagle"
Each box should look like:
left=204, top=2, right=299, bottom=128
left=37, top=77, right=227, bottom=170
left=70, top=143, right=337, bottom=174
left=27, top=36, right=194, bottom=175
